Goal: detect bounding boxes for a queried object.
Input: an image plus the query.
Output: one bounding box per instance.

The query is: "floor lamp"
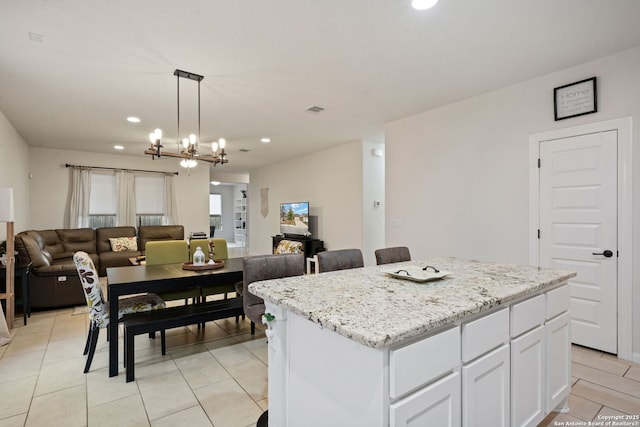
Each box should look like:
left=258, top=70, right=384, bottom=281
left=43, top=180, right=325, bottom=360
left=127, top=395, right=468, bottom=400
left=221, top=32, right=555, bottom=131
left=0, top=187, right=15, bottom=332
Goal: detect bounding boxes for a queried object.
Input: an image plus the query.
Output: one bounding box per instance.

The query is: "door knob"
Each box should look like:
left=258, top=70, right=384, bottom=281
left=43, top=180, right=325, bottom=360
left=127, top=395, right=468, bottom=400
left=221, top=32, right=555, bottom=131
left=592, top=250, right=613, bottom=258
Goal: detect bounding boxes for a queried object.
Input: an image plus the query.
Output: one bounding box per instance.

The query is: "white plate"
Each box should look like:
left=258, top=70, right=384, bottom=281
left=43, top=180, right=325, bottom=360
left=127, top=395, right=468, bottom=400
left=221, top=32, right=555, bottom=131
left=384, top=266, right=453, bottom=283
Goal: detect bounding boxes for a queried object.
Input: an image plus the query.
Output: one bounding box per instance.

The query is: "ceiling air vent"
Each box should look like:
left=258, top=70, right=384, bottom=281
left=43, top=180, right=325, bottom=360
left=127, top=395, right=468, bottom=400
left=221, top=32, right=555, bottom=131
left=239, top=148, right=251, bottom=153
left=305, top=105, right=325, bottom=113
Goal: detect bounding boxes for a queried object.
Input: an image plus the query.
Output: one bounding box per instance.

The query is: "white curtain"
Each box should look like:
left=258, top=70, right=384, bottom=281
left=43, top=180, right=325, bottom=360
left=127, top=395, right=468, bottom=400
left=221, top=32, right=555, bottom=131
left=116, top=171, right=136, bottom=226
left=68, top=168, right=90, bottom=228
left=162, top=174, right=178, bottom=225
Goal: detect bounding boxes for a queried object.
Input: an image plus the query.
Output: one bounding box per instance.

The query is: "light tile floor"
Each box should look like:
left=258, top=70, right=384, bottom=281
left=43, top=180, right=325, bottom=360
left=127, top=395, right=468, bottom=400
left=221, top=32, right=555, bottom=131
left=1, top=303, right=639, bottom=427
left=540, top=345, right=640, bottom=426
left=0, top=306, right=267, bottom=427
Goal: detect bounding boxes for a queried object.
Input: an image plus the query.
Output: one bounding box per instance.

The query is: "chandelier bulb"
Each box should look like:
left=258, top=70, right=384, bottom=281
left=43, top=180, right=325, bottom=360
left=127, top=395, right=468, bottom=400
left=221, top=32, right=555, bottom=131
left=211, top=142, right=218, bottom=153
left=182, top=138, right=189, bottom=149
left=189, top=133, right=197, bottom=145
left=149, top=132, right=156, bottom=144
left=218, top=138, right=226, bottom=149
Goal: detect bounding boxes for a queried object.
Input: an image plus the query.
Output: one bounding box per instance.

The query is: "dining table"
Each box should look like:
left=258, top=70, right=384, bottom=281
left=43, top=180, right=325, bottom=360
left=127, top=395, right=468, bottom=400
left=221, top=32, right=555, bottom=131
left=106, top=257, right=244, bottom=377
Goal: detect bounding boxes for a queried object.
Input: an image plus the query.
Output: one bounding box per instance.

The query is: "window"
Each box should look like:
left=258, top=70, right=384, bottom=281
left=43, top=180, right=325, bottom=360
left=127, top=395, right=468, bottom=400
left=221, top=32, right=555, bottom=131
left=209, top=194, right=222, bottom=232
left=135, top=175, right=164, bottom=226
left=85, top=172, right=169, bottom=228
left=88, top=173, right=116, bottom=228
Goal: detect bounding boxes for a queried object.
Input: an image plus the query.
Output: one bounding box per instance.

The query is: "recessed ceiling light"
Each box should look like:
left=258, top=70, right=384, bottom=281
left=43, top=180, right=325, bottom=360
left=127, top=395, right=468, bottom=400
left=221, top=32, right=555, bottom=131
left=261, top=138, right=271, bottom=143
left=127, top=117, right=141, bottom=123
left=412, top=0, right=439, bottom=10
left=210, top=181, right=220, bottom=185
left=114, top=145, right=124, bottom=150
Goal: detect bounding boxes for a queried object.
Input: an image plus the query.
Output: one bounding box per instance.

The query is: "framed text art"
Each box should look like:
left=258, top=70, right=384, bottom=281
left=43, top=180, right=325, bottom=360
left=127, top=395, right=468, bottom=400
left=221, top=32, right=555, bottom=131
left=554, top=77, right=597, bottom=121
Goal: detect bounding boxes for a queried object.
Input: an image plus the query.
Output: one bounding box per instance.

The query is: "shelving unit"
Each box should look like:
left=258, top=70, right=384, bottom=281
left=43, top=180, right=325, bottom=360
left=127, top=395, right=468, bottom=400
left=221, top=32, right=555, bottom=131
left=234, top=198, right=246, bottom=247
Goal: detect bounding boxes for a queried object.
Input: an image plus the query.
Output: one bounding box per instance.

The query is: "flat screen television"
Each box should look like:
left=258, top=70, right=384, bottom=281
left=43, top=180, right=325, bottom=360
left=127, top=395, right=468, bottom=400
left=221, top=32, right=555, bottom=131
left=280, top=201, right=310, bottom=236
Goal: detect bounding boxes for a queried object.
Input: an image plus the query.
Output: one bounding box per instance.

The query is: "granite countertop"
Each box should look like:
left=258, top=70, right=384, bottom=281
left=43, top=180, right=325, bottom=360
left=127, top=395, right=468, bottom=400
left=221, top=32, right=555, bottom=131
left=249, top=257, right=576, bottom=348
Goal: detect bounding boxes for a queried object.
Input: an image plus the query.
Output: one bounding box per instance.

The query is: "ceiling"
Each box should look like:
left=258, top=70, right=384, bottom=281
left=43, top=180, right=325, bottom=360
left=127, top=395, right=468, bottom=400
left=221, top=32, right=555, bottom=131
left=1, top=0, right=640, bottom=174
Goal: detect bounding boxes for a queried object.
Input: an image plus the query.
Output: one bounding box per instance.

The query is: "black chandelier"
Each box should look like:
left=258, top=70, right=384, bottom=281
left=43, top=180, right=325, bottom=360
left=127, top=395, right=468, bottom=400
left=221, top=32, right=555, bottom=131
left=145, top=69, right=228, bottom=168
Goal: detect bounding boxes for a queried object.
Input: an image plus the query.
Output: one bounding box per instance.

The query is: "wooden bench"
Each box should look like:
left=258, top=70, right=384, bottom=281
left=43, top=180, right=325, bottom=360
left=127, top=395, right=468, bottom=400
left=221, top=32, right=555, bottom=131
left=122, top=297, right=244, bottom=382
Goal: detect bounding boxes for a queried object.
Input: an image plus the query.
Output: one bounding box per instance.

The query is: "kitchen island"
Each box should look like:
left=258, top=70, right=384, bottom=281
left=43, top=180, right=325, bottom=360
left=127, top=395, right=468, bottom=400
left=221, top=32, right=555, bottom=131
left=250, top=257, right=576, bottom=427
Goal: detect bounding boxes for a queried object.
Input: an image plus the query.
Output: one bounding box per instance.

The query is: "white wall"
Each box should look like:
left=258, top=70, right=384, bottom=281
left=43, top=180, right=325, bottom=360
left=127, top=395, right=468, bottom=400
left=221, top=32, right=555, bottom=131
left=28, top=147, right=210, bottom=237
left=362, top=141, right=385, bottom=266
left=248, top=141, right=363, bottom=256
left=0, top=110, right=30, bottom=241
left=385, top=47, right=640, bottom=357
left=210, top=184, right=235, bottom=241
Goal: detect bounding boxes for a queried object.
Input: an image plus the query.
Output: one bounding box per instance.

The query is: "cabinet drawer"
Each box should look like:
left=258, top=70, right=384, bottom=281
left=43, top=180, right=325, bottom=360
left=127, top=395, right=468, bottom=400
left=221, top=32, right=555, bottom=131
left=462, top=308, right=509, bottom=363
left=390, top=326, right=460, bottom=400
left=546, top=285, right=570, bottom=320
left=510, top=295, right=545, bottom=338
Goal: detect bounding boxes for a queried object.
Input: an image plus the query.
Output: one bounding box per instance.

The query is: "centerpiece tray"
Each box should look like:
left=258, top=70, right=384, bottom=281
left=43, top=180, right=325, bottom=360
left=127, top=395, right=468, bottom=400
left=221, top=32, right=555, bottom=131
left=383, top=266, right=452, bottom=283
left=182, top=260, right=225, bottom=271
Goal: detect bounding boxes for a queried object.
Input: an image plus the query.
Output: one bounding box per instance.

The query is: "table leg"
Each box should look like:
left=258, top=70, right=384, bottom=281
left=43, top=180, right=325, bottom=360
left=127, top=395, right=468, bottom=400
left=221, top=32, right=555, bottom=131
left=108, top=289, right=119, bottom=377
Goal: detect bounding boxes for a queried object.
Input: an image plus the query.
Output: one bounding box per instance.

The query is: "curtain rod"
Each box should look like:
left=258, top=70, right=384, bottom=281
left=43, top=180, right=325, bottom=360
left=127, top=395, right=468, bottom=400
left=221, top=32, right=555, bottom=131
left=65, top=163, right=179, bottom=175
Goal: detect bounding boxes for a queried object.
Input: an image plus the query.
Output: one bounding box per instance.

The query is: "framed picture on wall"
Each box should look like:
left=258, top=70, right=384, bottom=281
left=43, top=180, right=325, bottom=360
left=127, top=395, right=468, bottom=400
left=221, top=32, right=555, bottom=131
left=554, top=77, right=597, bottom=121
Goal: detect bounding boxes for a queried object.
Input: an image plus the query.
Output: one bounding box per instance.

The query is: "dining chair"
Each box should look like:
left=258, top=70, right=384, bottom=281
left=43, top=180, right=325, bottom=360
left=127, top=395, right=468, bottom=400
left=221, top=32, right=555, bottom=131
left=189, top=238, right=242, bottom=326
left=73, top=251, right=166, bottom=373
left=374, top=246, right=411, bottom=265
left=188, top=237, right=228, bottom=262
left=145, top=240, right=199, bottom=303
left=316, top=248, right=364, bottom=273
left=242, top=253, right=305, bottom=334
left=197, top=238, right=235, bottom=300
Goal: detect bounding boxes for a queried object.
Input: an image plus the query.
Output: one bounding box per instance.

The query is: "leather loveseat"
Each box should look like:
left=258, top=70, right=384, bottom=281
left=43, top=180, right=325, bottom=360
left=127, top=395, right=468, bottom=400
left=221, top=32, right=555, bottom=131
left=15, top=225, right=184, bottom=308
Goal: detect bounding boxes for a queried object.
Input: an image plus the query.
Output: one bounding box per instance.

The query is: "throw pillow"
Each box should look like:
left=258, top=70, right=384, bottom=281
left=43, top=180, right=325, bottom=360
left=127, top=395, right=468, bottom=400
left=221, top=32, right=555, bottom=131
left=274, top=239, right=303, bottom=254
left=109, top=237, right=138, bottom=252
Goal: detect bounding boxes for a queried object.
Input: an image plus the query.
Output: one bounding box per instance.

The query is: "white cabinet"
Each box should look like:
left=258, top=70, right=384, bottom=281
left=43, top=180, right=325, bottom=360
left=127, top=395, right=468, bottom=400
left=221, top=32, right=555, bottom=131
left=391, top=371, right=461, bottom=427
left=546, top=309, right=571, bottom=412
left=233, top=198, right=246, bottom=246
left=462, top=344, right=510, bottom=427
left=510, top=284, right=571, bottom=427
left=265, top=283, right=571, bottom=426
left=511, top=325, right=545, bottom=427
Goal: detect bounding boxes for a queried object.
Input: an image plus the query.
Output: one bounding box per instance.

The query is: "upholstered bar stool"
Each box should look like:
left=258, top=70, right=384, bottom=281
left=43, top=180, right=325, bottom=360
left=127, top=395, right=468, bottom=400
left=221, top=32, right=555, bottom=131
left=374, top=246, right=411, bottom=265
left=316, top=248, right=364, bottom=273
left=242, top=253, right=305, bottom=334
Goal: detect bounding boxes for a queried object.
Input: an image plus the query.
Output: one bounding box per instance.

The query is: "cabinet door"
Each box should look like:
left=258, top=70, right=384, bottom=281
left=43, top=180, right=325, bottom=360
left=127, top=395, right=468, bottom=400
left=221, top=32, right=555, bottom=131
left=546, top=311, right=571, bottom=412
left=390, top=370, right=461, bottom=427
left=462, top=345, right=509, bottom=427
left=511, top=326, right=545, bottom=427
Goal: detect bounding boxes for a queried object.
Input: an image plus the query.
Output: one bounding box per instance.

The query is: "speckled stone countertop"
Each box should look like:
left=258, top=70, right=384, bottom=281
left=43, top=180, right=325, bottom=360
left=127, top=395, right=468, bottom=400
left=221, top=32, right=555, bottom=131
left=249, top=257, right=576, bottom=348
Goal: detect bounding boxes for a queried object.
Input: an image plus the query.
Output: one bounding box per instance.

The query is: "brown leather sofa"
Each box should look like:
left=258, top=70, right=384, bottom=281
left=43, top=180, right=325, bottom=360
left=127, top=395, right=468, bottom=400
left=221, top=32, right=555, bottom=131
left=15, top=225, right=184, bottom=308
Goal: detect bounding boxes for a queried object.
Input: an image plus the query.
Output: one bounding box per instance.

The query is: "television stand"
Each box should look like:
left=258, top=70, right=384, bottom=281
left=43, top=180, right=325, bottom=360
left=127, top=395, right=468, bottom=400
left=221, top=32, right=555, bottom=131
left=272, top=235, right=325, bottom=260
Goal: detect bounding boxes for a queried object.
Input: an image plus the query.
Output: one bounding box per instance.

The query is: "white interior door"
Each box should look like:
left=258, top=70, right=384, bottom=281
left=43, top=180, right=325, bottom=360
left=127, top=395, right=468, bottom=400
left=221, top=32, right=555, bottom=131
left=539, top=130, right=617, bottom=354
